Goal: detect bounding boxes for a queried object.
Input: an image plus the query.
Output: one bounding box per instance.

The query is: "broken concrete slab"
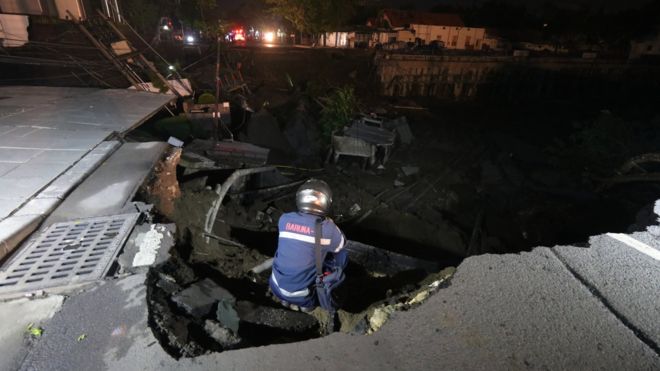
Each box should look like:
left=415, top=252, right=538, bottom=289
left=172, top=278, right=234, bottom=318
left=155, top=273, right=181, bottom=295
left=215, top=297, right=240, bottom=333
left=34, top=141, right=121, bottom=202
left=179, top=151, right=217, bottom=170
left=117, top=223, right=176, bottom=273
left=204, top=320, right=241, bottom=348
left=0, top=88, right=165, bottom=221
left=44, top=142, right=167, bottom=224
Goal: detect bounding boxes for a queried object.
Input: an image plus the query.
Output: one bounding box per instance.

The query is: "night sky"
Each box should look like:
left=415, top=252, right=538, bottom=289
left=404, top=0, right=654, bottom=12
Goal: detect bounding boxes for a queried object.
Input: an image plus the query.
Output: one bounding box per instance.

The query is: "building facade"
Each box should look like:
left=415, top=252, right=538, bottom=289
left=378, top=9, right=487, bottom=50
left=629, top=31, right=660, bottom=59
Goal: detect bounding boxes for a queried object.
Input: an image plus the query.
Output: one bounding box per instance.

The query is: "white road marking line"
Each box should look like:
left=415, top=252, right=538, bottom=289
left=607, top=233, right=660, bottom=262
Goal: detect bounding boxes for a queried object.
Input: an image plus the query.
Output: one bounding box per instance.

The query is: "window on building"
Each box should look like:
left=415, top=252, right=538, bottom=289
left=451, top=35, right=458, bottom=46
left=648, top=44, right=653, bottom=52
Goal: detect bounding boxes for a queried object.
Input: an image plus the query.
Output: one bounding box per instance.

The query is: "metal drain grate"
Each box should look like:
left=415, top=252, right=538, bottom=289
left=0, top=213, right=139, bottom=294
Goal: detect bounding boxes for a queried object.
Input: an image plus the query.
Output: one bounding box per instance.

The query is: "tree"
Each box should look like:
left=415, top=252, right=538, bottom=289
left=264, top=0, right=310, bottom=32
left=265, top=0, right=356, bottom=36
left=121, top=0, right=160, bottom=34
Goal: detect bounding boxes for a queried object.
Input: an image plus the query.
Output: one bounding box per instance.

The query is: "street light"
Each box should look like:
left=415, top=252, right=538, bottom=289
left=264, top=31, right=275, bottom=43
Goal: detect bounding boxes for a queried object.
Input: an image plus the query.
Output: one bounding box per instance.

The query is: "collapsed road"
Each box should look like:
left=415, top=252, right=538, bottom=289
left=1, top=75, right=659, bottom=370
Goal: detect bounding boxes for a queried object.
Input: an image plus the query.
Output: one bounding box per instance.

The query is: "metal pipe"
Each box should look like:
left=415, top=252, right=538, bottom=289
left=204, top=166, right=276, bottom=242
left=250, top=258, right=274, bottom=274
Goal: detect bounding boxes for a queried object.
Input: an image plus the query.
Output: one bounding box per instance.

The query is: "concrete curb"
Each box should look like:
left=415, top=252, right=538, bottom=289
left=0, top=141, right=120, bottom=262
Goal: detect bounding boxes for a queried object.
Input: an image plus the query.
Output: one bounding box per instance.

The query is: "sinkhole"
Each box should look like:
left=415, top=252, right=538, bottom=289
left=146, top=222, right=457, bottom=358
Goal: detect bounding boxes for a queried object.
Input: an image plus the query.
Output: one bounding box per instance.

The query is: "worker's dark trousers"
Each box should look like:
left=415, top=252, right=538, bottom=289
left=271, top=246, right=349, bottom=310
left=315, top=246, right=349, bottom=312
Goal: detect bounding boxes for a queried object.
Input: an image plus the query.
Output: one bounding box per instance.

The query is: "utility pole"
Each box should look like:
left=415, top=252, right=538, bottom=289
left=214, top=34, right=221, bottom=144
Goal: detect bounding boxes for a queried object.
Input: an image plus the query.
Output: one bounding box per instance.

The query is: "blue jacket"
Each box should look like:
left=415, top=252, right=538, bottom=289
left=270, top=212, right=347, bottom=304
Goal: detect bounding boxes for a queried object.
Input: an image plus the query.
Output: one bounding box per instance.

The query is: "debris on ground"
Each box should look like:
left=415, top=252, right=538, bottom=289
left=118, top=224, right=176, bottom=272
left=366, top=267, right=455, bottom=334
left=401, top=166, right=419, bottom=177
left=26, top=323, right=43, bottom=337
left=236, top=301, right=319, bottom=332
left=204, top=320, right=241, bottom=348
left=144, top=148, right=182, bottom=218
left=172, top=279, right=235, bottom=318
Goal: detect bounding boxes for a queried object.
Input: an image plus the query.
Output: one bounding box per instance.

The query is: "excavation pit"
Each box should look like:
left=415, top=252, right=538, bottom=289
left=146, top=229, right=456, bottom=358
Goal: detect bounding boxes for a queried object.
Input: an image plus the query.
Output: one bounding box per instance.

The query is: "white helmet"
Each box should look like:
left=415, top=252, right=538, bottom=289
left=296, top=179, right=332, bottom=216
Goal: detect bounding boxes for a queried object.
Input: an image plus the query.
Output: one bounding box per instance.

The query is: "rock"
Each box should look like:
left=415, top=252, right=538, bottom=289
left=216, top=298, right=240, bottom=333
left=172, top=278, right=234, bottom=318
left=349, top=203, right=362, bottom=216
left=401, top=166, right=419, bottom=177
left=156, top=273, right=180, bottom=294
left=394, top=179, right=405, bottom=187
left=368, top=306, right=395, bottom=334
left=118, top=224, right=176, bottom=273
left=204, top=320, right=241, bottom=348
left=236, top=301, right=318, bottom=332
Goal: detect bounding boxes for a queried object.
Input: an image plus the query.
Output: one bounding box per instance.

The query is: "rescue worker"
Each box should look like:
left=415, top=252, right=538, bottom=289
left=269, top=179, right=348, bottom=316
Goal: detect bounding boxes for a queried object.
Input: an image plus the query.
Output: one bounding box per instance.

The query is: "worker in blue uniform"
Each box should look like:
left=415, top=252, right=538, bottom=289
left=269, top=179, right=348, bottom=319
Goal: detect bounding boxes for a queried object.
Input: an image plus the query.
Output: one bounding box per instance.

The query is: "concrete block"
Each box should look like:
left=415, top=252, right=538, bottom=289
left=118, top=223, right=175, bottom=272
left=172, top=279, right=235, bottom=318
left=204, top=320, right=241, bottom=348
left=216, top=298, right=240, bottom=333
